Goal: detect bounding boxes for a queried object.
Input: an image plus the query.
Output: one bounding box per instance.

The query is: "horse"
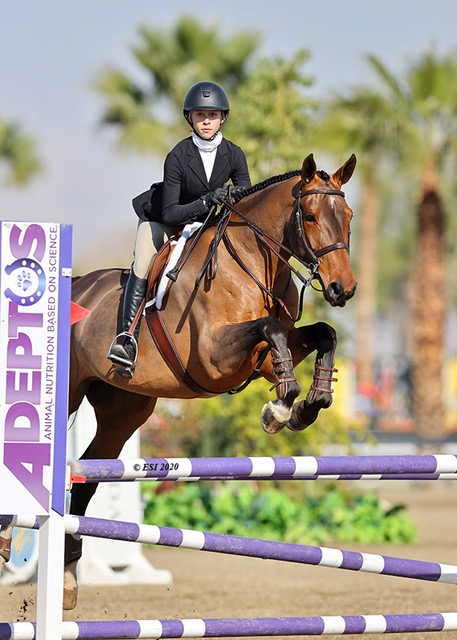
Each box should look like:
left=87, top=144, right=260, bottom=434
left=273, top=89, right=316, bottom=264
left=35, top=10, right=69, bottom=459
left=0, top=153, right=357, bottom=607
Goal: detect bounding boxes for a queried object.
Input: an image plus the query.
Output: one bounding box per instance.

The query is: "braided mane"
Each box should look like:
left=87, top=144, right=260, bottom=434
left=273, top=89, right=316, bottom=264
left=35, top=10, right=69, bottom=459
left=232, top=169, right=301, bottom=204
left=231, top=167, right=332, bottom=204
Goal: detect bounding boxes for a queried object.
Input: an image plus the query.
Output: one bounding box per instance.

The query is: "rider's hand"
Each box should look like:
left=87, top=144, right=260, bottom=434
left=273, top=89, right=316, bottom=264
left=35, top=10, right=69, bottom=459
left=229, top=185, right=246, bottom=198
left=201, top=183, right=230, bottom=207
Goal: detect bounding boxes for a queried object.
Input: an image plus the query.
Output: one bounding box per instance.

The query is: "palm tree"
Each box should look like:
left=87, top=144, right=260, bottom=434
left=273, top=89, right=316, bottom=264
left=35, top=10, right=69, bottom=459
left=0, top=117, right=42, bottom=186
left=313, top=91, right=399, bottom=408
left=318, top=50, right=457, bottom=438
left=94, top=15, right=260, bottom=157
left=227, top=49, right=316, bottom=182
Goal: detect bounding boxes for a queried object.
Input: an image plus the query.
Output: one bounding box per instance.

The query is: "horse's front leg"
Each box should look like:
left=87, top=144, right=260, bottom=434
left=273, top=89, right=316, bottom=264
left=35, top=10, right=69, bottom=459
left=287, top=321, right=338, bottom=431
left=215, top=317, right=301, bottom=434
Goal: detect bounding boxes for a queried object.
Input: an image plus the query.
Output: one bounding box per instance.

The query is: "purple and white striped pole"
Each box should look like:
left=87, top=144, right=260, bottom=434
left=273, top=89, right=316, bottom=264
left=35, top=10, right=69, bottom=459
left=68, top=454, right=457, bottom=483
left=89, top=472, right=457, bottom=483
left=1, top=612, right=457, bottom=639
left=2, top=514, right=456, bottom=585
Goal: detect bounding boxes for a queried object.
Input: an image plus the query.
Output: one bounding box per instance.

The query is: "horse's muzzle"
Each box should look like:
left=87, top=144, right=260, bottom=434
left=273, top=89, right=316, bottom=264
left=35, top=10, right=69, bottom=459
left=325, top=281, right=357, bottom=307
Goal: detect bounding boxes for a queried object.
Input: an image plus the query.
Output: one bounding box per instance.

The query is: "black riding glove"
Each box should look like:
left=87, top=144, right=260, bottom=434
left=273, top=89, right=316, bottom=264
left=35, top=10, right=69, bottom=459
left=201, top=183, right=230, bottom=207
left=229, top=185, right=246, bottom=198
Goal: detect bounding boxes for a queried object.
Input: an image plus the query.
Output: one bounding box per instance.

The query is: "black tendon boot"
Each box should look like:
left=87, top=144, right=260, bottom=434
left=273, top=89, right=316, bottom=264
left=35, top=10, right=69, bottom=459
left=107, top=270, right=148, bottom=377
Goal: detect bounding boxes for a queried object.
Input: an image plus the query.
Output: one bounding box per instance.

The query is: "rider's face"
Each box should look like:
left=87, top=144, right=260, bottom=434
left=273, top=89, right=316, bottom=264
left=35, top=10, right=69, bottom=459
left=190, top=110, right=223, bottom=139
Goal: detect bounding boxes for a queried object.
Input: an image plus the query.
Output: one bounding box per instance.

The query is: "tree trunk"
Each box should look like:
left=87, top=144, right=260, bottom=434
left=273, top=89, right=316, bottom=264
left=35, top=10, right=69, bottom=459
left=412, top=166, right=447, bottom=438
left=356, top=178, right=379, bottom=393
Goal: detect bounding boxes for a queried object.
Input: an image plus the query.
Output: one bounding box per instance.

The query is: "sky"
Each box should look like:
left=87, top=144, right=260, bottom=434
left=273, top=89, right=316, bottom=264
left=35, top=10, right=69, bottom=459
left=1, top=0, right=457, bottom=271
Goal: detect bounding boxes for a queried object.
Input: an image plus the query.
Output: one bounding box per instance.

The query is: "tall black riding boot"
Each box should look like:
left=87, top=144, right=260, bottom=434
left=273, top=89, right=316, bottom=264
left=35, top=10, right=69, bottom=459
left=107, top=270, right=148, bottom=376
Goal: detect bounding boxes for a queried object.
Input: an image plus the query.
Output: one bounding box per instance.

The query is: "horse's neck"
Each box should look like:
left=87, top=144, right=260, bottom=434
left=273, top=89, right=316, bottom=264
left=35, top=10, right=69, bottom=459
left=228, top=184, right=291, bottom=285
left=237, top=180, right=292, bottom=246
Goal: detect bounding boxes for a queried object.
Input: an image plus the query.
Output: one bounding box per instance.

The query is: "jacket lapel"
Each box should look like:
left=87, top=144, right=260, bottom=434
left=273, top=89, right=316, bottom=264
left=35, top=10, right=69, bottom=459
left=187, top=141, right=209, bottom=189
left=209, top=140, right=228, bottom=189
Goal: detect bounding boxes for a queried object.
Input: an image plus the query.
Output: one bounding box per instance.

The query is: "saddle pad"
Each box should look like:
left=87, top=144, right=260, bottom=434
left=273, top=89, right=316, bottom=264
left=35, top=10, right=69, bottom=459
left=147, top=221, right=203, bottom=310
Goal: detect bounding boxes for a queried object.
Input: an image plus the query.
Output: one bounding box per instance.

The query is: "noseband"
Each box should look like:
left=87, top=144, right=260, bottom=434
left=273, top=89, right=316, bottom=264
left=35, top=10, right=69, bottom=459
left=295, top=186, right=350, bottom=272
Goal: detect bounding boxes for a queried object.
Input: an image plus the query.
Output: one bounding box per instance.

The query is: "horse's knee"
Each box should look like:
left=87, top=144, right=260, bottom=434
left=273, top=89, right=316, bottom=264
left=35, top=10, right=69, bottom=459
left=314, top=321, right=337, bottom=355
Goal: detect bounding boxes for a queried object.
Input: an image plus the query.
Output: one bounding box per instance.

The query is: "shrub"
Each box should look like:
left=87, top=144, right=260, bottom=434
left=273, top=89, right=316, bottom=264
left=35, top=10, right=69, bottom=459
left=142, top=482, right=417, bottom=546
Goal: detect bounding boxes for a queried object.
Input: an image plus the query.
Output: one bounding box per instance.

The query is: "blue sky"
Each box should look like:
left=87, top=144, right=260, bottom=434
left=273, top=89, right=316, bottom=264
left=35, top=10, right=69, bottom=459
left=1, top=0, right=457, bottom=269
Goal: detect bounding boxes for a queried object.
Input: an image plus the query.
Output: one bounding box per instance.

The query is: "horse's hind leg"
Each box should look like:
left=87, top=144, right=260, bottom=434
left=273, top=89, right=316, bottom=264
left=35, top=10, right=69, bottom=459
left=287, top=321, right=338, bottom=431
left=215, top=316, right=301, bottom=434
left=64, top=381, right=157, bottom=610
left=0, top=525, right=13, bottom=576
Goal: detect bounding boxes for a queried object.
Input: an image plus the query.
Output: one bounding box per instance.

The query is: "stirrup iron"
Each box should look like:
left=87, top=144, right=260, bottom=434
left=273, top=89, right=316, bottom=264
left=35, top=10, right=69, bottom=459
left=107, top=331, right=139, bottom=367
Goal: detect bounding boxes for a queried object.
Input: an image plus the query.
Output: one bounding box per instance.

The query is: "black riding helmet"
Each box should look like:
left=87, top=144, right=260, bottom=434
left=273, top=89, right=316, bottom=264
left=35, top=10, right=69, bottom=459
left=183, top=81, right=230, bottom=127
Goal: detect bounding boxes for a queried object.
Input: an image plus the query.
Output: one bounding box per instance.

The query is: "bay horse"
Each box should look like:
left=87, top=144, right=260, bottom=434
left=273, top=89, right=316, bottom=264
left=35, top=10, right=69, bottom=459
left=0, top=153, right=357, bottom=608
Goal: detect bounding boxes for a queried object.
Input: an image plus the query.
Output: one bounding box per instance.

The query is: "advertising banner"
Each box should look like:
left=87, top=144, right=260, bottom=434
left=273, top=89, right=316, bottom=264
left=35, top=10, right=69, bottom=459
left=0, top=221, right=72, bottom=515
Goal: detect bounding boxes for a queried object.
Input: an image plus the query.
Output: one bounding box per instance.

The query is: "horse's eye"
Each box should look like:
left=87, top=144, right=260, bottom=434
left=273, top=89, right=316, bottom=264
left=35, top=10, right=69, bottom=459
left=304, top=212, right=316, bottom=222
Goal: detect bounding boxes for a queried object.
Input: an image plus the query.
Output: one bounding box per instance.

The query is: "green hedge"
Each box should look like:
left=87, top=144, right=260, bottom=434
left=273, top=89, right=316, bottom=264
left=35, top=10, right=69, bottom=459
left=142, top=482, right=417, bottom=546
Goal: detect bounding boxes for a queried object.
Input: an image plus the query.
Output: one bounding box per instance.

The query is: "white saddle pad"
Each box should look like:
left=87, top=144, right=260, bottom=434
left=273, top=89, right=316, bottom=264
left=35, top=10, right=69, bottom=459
left=147, top=221, right=203, bottom=311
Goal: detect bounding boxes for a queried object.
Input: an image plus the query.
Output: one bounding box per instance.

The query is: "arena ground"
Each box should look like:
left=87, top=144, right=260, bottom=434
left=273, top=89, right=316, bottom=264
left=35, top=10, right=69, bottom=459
left=1, top=482, right=456, bottom=640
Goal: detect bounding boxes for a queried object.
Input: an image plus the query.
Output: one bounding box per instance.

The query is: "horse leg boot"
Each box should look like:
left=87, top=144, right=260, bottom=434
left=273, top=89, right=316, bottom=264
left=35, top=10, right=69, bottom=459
left=286, top=322, right=338, bottom=431
left=107, top=269, right=148, bottom=378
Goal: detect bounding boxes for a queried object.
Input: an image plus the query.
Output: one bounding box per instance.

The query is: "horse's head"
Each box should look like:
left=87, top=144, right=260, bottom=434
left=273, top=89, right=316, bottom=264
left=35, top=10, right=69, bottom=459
left=291, top=154, right=357, bottom=307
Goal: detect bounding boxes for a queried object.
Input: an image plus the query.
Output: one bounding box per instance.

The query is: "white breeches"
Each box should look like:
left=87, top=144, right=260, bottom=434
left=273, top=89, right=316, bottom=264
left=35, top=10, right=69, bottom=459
left=132, top=220, right=174, bottom=279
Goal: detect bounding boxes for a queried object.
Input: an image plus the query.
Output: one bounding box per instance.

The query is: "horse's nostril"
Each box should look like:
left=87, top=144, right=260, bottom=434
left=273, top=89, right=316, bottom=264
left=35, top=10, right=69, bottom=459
left=329, top=282, right=344, bottom=299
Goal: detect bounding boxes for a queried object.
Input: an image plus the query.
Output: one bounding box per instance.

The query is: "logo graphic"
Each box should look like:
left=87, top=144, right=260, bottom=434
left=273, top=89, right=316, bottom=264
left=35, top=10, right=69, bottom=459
left=3, top=258, right=46, bottom=306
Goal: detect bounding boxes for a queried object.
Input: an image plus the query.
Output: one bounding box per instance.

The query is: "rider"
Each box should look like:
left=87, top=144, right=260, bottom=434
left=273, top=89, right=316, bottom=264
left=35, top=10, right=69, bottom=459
left=107, top=80, right=251, bottom=377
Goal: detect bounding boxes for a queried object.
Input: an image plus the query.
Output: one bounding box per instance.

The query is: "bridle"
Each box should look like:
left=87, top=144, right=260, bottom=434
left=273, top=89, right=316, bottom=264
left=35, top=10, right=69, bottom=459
left=294, top=185, right=350, bottom=276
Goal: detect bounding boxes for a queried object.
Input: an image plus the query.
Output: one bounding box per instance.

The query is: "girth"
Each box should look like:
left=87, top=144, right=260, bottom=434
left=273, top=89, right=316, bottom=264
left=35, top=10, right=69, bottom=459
left=146, top=307, right=218, bottom=397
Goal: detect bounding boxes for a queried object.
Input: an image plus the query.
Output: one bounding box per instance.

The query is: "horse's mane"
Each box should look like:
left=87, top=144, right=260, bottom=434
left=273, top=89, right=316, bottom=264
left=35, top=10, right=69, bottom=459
left=232, top=168, right=331, bottom=204
left=232, top=169, right=301, bottom=204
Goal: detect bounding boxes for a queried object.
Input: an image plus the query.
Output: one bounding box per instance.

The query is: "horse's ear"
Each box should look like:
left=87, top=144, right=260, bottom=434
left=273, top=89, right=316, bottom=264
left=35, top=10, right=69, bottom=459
left=333, top=154, right=357, bottom=186
left=301, top=154, right=317, bottom=184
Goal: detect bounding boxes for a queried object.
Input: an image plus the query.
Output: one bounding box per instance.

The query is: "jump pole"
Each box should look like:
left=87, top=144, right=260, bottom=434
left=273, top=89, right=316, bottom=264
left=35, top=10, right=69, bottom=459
left=2, top=513, right=457, bottom=586
left=68, top=453, right=457, bottom=483
left=0, top=221, right=73, bottom=640
left=1, top=612, right=457, bottom=639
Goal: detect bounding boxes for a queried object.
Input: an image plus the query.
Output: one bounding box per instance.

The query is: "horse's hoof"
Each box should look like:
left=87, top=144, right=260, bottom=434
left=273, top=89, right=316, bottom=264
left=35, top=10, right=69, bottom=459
left=63, top=560, right=79, bottom=610
left=0, top=535, right=12, bottom=564
left=260, top=401, right=289, bottom=434
left=63, top=586, right=78, bottom=610
left=286, top=401, right=319, bottom=432
left=286, top=416, right=311, bottom=432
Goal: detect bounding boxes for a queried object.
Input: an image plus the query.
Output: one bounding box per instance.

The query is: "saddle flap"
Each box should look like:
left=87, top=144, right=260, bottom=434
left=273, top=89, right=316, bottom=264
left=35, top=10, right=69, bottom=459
left=145, top=238, right=176, bottom=307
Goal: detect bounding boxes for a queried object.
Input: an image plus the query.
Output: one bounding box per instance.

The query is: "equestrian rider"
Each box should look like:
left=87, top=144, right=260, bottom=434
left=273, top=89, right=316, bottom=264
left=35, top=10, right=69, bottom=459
left=107, top=80, right=251, bottom=377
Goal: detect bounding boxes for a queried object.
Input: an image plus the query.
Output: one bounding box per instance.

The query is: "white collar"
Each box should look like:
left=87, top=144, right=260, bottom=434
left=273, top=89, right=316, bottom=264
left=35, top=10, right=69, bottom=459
left=192, top=131, right=223, bottom=152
